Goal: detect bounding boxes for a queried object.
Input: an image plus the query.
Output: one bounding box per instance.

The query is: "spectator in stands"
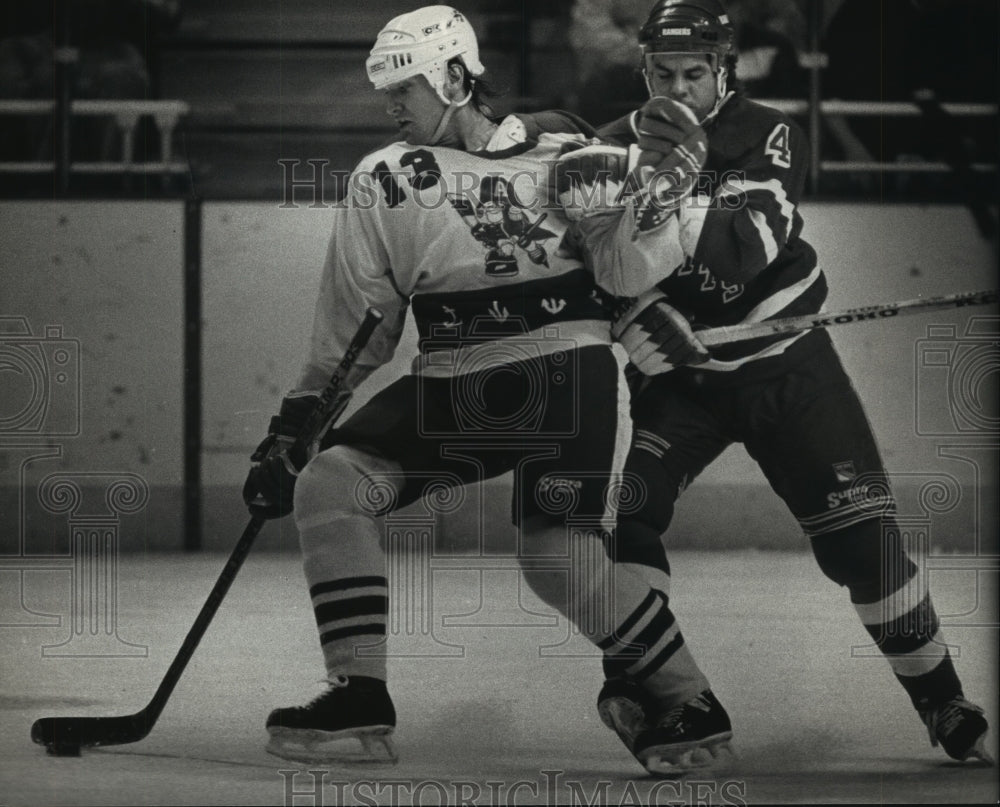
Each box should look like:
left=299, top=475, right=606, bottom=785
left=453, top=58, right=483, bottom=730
left=822, top=0, right=997, bottom=169
left=0, top=0, right=180, bottom=163
left=568, top=0, right=650, bottom=124
left=725, top=0, right=806, bottom=99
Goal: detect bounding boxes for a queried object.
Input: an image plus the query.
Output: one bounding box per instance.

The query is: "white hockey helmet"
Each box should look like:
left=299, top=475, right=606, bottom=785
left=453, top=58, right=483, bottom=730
left=366, top=6, right=485, bottom=105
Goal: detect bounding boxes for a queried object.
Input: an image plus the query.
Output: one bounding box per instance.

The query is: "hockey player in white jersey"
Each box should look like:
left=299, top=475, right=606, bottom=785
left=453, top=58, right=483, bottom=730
left=242, top=5, right=713, bottom=766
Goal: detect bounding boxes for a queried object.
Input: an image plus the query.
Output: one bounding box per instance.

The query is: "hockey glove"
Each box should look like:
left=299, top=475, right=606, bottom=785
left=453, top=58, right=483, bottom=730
left=551, top=142, right=633, bottom=222
left=611, top=290, right=709, bottom=375
left=629, top=97, right=709, bottom=233
left=242, top=392, right=325, bottom=519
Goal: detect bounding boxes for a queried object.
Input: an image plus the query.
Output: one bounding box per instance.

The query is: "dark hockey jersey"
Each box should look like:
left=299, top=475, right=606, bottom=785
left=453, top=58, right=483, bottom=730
left=599, top=94, right=830, bottom=379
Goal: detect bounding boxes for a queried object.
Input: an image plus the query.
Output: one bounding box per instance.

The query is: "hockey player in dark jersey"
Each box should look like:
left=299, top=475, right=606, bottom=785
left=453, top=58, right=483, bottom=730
left=564, top=0, right=994, bottom=777
left=241, top=4, right=719, bottom=767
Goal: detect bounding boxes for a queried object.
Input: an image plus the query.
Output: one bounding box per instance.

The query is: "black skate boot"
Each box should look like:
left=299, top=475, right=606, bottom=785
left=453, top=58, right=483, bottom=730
left=632, top=689, right=734, bottom=776
left=919, top=696, right=995, bottom=764
left=266, top=675, right=397, bottom=764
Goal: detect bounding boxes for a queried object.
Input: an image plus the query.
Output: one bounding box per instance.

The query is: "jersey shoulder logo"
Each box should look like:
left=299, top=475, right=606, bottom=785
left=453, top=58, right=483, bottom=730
left=448, top=176, right=556, bottom=278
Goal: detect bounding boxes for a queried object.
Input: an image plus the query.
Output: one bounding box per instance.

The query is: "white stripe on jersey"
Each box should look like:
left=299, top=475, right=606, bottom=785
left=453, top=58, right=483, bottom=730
left=741, top=265, right=823, bottom=323
left=717, top=177, right=796, bottom=243
left=678, top=195, right=711, bottom=257
left=683, top=267, right=822, bottom=373
left=748, top=207, right=780, bottom=264
left=688, top=332, right=808, bottom=373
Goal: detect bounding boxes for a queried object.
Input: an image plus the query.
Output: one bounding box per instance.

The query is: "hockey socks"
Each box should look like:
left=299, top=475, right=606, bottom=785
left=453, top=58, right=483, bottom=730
left=847, top=551, right=963, bottom=709
left=298, top=512, right=390, bottom=682
left=598, top=588, right=709, bottom=707
left=309, top=575, right=389, bottom=681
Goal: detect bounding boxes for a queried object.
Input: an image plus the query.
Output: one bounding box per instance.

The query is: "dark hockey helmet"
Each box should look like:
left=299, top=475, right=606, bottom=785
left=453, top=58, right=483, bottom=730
left=639, top=0, right=735, bottom=114
left=639, top=0, right=735, bottom=63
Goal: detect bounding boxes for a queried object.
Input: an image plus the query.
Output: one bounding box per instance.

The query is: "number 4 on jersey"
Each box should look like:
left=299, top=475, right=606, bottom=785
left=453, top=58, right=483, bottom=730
left=765, top=123, right=792, bottom=168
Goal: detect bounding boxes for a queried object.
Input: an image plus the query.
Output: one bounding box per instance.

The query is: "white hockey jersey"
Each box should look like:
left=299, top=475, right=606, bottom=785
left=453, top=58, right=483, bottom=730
left=295, top=111, right=668, bottom=393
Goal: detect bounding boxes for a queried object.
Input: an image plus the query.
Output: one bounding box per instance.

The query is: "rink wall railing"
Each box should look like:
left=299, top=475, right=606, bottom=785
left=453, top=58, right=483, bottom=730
left=0, top=96, right=995, bottom=199
left=0, top=99, right=190, bottom=191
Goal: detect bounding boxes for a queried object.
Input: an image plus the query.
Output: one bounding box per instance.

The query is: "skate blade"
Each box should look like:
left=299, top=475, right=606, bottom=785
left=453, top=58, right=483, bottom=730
left=962, top=734, right=996, bottom=767
left=638, top=733, right=735, bottom=777
left=266, top=725, right=398, bottom=766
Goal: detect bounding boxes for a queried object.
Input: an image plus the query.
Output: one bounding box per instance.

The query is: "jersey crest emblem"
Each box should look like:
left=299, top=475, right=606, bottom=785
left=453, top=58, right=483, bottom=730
left=448, top=176, right=557, bottom=277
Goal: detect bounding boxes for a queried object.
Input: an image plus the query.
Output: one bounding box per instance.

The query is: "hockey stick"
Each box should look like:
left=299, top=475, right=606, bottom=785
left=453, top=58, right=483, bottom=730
left=697, top=288, right=998, bottom=347
left=31, top=307, right=384, bottom=756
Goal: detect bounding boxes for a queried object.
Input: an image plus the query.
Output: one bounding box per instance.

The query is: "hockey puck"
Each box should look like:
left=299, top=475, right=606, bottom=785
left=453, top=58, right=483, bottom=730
left=46, top=743, right=81, bottom=757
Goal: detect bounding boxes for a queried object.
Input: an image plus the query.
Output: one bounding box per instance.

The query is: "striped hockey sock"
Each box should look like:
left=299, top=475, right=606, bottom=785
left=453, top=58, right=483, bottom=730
left=850, top=558, right=961, bottom=709
left=309, top=575, right=389, bottom=682
left=298, top=512, right=390, bottom=682
left=599, top=588, right=710, bottom=707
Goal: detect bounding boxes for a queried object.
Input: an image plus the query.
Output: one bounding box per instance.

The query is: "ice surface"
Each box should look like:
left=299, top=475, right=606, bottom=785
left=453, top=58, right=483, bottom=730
left=1, top=551, right=996, bottom=805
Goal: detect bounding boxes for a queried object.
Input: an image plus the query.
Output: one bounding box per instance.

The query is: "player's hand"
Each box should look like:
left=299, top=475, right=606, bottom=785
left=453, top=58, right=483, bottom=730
left=611, top=290, right=709, bottom=374
left=629, top=97, right=709, bottom=232
left=241, top=393, right=319, bottom=519
left=243, top=445, right=299, bottom=519
left=551, top=142, right=632, bottom=221
left=635, top=96, right=706, bottom=166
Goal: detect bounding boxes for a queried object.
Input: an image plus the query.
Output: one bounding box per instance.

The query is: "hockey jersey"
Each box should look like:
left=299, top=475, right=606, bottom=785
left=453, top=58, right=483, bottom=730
left=295, top=112, right=640, bottom=393
left=598, top=93, right=829, bottom=379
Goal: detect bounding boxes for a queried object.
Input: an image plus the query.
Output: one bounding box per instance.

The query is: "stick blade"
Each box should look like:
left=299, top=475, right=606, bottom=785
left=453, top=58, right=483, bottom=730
left=32, top=714, right=151, bottom=750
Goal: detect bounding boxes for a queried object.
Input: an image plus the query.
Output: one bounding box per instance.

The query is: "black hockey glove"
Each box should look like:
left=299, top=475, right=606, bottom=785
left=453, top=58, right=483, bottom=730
left=630, top=97, right=709, bottom=232
left=635, top=96, right=708, bottom=172
left=242, top=393, right=320, bottom=519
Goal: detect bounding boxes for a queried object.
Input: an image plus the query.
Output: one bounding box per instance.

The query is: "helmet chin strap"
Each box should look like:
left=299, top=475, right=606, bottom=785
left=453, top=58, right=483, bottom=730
left=428, top=86, right=474, bottom=146
left=702, top=68, right=733, bottom=124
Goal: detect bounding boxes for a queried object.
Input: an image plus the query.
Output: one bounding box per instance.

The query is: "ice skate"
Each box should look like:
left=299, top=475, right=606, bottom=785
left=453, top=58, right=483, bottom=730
left=920, top=696, right=995, bottom=765
left=597, top=678, right=657, bottom=757
left=632, top=689, right=734, bottom=776
left=266, top=675, right=398, bottom=765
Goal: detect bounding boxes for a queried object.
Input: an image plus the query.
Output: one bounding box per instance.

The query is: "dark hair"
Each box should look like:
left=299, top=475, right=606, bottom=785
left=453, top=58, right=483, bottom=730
left=448, top=56, right=501, bottom=117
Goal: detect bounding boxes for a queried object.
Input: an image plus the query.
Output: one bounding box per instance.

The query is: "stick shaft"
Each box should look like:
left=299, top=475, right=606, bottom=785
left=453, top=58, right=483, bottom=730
left=145, top=307, right=383, bottom=723
left=697, top=289, right=998, bottom=347
left=32, top=307, right=384, bottom=749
